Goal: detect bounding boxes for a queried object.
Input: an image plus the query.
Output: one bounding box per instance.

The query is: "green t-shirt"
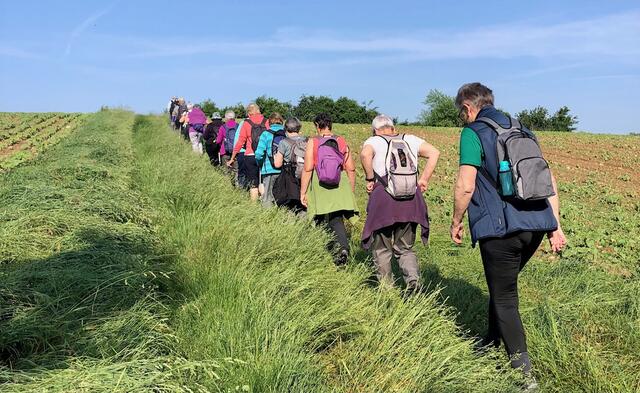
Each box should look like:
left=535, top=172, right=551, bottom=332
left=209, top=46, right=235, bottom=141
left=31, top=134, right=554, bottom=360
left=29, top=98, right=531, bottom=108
left=459, top=127, right=483, bottom=167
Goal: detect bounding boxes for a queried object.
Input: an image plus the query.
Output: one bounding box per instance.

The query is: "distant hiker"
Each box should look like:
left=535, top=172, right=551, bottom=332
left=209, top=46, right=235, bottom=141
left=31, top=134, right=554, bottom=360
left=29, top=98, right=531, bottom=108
left=171, top=99, right=180, bottom=129
left=203, top=112, right=224, bottom=166
left=176, top=98, right=187, bottom=134
left=187, top=104, right=206, bottom=154
left=300, top=113, right=358, bottom=266
left=217, top=110, right=238, bottom=175
left=254, top=112, right=286, bottom=208
left=360, top=114, right=439, bottom=292
left=227, top=103, right=270, bottom=201
left=168, top=97, right=177, bottom=123
left=450, top=82, right=566, bottom=389
left=272, top=117, right=308, bottom=213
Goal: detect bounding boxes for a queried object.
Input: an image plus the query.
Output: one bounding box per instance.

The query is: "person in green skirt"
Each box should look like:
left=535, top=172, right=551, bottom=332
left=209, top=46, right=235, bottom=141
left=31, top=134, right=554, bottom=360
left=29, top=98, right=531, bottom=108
left=300, top=113, right=358, bottom=266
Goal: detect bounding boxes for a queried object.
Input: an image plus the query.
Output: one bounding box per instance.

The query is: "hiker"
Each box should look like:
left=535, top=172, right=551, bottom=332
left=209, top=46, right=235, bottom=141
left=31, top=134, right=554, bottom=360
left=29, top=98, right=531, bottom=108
left=360, top=114, right=439, bottom=291
left=272, top=117, right=308, bottom=214
left=171, top=99, right=180, bottom=130
left=176, top=98, right=187, bottom=133
left=450, top=82, right=566, bottom=389
left=168, top=97, right=177, bottom=123
left=300, top=113, right=358, bottom=266
left=216, top=110, right=238, bottom=175
left=227, top=103, right=270, bottom=201
left=254, top=113, right=286, bottom=208
left=203, top=112, right=224, bottom=165
left=187, top=104, right=206, bottom=154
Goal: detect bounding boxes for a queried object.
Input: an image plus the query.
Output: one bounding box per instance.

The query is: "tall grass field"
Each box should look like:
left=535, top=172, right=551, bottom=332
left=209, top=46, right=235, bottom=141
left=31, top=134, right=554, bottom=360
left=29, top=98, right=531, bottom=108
left=1, top=111, right=638, bottom=392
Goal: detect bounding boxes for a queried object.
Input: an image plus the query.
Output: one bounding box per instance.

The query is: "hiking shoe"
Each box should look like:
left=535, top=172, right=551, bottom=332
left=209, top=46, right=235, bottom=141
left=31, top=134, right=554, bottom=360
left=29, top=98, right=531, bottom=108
left=335, top=249, right=349, bottom=267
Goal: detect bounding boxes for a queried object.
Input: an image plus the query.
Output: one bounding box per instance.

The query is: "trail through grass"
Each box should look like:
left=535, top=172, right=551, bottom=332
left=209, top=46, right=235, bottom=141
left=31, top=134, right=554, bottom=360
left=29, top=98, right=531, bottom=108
left=132, top=115, right=519, bottom=392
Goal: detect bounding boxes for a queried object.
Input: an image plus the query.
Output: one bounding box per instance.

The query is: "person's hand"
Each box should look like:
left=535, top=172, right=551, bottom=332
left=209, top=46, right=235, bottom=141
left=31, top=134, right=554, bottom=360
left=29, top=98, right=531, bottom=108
left=547, top=227, right=567, bottom=253
left=450, top=221, right=464, bottom=245
left=366, top=180, right=375, bottom=194
left=418, top=178, right=429, bottom=193
left=300, top=193, right=308, bottom=207
left=226, top=159, right=234, bottom=168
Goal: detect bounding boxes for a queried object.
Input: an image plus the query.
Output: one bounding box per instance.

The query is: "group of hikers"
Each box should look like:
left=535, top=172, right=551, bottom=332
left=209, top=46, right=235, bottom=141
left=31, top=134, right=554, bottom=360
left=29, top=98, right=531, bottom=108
left=166, top=82, right=567, bottom=391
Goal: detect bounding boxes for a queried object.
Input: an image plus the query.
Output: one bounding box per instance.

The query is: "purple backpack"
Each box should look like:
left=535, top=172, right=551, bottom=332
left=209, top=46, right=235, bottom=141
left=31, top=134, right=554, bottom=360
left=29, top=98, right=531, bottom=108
left=314, top=136, right=344, bottom=187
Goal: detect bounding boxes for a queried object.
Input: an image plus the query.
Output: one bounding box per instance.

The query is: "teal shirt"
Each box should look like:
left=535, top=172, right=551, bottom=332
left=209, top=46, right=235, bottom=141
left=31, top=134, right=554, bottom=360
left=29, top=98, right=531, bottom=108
left=255, top=124, right=283, bottom=175
left=459, top=127, right=483, bottom=167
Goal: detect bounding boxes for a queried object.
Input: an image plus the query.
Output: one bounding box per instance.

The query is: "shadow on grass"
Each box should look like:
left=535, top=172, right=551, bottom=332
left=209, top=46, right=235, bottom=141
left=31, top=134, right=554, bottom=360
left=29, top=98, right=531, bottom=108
left=0, top=228, right=174, bottom=371
left=420, top=263, right=488, bottom=338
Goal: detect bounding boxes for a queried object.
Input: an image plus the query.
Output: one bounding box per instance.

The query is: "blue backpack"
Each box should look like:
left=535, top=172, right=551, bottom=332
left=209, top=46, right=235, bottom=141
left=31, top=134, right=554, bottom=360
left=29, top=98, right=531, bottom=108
left=223, top=124, right=237, bottom=153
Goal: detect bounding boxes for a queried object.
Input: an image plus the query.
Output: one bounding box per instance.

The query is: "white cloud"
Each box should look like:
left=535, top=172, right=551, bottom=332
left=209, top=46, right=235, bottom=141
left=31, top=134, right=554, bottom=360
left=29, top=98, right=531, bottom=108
left=124, top=10, right=640, bottom=61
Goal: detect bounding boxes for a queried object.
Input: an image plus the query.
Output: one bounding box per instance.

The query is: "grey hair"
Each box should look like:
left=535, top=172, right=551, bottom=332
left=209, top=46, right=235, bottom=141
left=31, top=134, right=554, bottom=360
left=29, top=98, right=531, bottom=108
left=284, top=117, right=302, bottom=133
left=455, top=82, right=494, bottom=109
left=225, top=110, right=235, bottom=120
left=371, top=114, right=394, bottom=131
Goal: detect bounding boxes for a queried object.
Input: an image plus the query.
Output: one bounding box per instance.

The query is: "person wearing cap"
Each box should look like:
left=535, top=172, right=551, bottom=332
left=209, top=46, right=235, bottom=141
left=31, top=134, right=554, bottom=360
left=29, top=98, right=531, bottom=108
left=203, top=112, right=225, bottom=166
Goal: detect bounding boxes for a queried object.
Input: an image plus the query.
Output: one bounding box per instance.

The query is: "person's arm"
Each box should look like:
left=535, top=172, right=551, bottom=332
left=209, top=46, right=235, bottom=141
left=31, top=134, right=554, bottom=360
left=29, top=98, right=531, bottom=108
left=547, top=171, right=567, bottom=252
left=417, top=141, right=440, bottom=193
left=216, top=126, right=225, bottom=145
left=255, top=133, right=267, bottom=165
left=451, top=165, right=477, bottom=244
left=274, top=152, right=284, bottom=168
left=343, top=146, right=356, bottom=193
left=360, top=144, right=375, bottom=193
left=228, top=123, right=247, bottom=164
left=300, top=138, right=315, bottom=207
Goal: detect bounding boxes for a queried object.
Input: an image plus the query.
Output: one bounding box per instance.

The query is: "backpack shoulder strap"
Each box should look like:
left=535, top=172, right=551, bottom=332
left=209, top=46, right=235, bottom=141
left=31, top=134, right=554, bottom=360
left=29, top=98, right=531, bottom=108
left=259, top=117, right=267, bottom=127
left=245, top=118, right=255, bottom=127
left=477, top=116, right=518, bottom=135
left=467, top=126, right=500, bottom=190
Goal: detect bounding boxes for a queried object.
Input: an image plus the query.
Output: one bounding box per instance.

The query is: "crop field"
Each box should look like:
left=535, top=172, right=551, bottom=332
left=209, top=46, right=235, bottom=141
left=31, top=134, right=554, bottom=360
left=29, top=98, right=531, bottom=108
left=0, top=111, right=638, bottom=392
left=0, top=112, right=84, bottom=171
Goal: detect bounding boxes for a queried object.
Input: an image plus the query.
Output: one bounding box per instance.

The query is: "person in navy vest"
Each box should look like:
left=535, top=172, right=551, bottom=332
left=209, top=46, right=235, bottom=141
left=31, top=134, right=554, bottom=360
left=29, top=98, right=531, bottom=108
left=450, top=83, right=567, bottom=388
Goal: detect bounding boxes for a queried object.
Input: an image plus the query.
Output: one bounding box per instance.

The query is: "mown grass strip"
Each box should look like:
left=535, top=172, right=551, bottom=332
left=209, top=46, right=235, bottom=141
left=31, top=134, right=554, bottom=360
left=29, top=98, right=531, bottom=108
left=132, top=115, right=520, bottom=392
left=0, top=110, right=219, bottom=392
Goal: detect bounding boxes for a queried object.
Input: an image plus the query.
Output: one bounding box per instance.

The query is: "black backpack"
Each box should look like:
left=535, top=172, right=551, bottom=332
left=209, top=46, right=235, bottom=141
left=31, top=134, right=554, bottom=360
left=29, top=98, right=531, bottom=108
left=272, top=162, right=302, bottom=208
left=247, top=118, right=268, bottom=152
left=268, top=129, right=287, bottom=168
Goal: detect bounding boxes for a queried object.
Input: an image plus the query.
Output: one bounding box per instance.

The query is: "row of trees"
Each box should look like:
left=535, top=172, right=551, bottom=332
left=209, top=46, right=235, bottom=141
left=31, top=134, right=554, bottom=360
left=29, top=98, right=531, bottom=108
left=418, top=89, right=578, bottom=132
left=199, top=95, right=379, bottom=124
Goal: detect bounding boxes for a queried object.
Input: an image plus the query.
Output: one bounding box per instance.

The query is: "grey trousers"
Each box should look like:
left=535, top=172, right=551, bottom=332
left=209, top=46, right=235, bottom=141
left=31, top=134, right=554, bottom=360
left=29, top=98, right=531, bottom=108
left=261, top=173, right=279, bottom=208
left=371, top=222, right=420, bottom=286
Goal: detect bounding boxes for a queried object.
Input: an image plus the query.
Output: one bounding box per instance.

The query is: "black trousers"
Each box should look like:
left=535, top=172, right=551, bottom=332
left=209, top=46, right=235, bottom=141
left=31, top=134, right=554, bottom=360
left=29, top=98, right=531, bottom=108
left=204, top=140, right=220, bottom=166
left=479, top=231, right=544, bottom=359
left=314, top=211, right=350, bottom=254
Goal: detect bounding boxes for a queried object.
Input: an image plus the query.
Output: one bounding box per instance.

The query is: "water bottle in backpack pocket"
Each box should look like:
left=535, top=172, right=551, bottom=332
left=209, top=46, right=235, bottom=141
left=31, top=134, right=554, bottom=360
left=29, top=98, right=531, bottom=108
left=499, top=160, right=515, bottom=197
left=314, top=137, right=344, bottom=187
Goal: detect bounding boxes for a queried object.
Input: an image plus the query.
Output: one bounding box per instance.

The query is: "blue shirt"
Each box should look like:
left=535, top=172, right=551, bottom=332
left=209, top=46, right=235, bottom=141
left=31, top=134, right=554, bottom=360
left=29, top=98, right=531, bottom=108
left=255, top=124, right=284, bottom=175
left=234, top=120, right=245, bottom=154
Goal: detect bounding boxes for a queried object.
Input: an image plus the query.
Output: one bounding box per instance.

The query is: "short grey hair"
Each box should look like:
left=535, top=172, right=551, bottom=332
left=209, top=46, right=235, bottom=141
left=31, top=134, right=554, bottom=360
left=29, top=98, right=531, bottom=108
left=284, top=117, right=302, bottom=133
left=372, top=114, right=394, bottom=131
left=225, top=110, right=235, bottom=120
left=246, top=103, right=260, bottom=114
left=455, top=82, right=494, bottom=110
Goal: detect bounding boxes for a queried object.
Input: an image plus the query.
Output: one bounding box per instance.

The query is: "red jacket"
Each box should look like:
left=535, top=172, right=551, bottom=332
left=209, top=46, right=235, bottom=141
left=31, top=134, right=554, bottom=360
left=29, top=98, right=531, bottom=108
left=233, top=114, right=270, bottom=156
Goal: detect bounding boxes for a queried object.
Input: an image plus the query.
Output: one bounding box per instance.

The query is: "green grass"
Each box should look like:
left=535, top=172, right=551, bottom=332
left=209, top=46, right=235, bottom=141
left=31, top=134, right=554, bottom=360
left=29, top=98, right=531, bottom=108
left=132, top=115, right=519, bottom=392
left=1, top=111, right=638, bottom=392
left=0, top=111, right=219, bottom=391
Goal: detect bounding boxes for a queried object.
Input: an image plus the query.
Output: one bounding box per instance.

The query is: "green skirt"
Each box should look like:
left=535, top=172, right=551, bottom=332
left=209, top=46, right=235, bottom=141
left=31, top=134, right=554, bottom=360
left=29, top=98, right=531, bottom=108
left=307, top=171, right=359, bottom=219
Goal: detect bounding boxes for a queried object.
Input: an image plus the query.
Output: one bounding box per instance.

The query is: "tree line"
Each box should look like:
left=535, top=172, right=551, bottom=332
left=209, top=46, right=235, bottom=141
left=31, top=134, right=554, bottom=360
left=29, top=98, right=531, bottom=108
left=199, top=95, right=379, bottom=125
left=418, top=89, right=578, bottom=132
left=200, top=90, right=578, bottom=132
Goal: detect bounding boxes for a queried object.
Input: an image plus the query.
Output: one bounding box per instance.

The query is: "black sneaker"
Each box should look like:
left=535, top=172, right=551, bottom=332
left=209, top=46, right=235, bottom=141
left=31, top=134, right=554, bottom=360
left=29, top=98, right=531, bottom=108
left=335, top=249, right=349, bottom=268
left=404, top=280, right=422, bottom=296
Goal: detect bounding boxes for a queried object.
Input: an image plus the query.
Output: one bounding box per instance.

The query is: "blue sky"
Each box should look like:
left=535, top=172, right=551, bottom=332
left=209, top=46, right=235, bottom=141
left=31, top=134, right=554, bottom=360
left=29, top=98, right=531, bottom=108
left=1, top=1, right=639, bottom=133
